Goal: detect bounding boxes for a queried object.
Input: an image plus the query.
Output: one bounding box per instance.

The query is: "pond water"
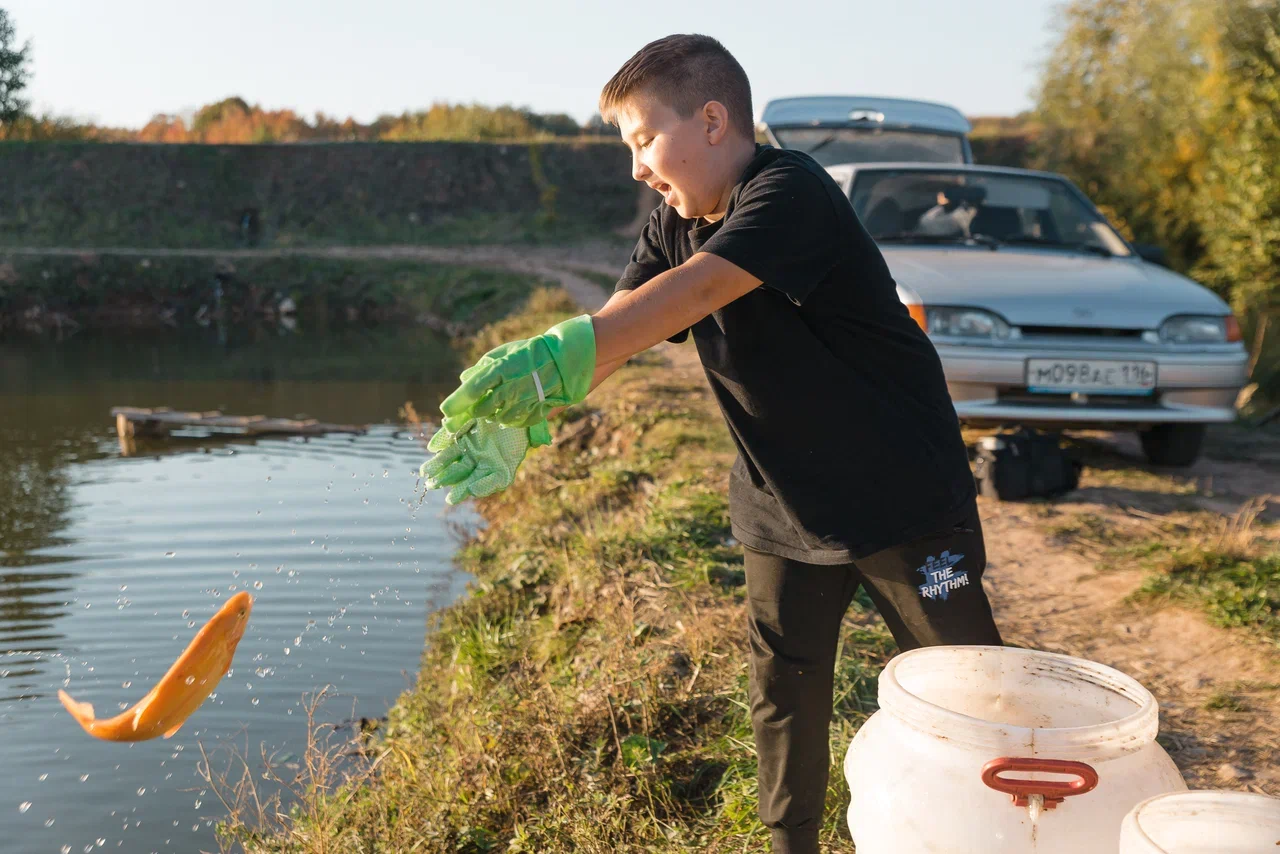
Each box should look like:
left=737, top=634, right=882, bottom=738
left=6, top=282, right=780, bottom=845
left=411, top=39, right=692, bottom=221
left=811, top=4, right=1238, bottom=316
left=0, top=324, right=477, bottom=854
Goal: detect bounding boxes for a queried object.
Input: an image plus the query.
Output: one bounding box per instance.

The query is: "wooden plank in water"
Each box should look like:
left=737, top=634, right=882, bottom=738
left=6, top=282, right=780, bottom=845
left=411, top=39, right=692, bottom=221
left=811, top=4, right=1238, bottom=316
left=112, top=406, right=368, bottom=441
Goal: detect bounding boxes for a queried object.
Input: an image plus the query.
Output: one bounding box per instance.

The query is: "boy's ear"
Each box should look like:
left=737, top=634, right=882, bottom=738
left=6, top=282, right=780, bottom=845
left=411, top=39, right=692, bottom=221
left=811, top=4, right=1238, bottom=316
left=702, top=100, right=732, bottom=146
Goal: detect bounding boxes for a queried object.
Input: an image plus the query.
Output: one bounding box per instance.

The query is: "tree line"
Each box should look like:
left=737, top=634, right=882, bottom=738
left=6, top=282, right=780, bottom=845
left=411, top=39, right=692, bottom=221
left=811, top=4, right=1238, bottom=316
left=0, top=10, right=616, bottom=143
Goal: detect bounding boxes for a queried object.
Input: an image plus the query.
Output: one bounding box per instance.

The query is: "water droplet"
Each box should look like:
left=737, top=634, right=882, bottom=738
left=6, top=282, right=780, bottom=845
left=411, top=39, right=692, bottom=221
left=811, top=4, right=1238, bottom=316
left=188, top=621, right=196, bottom=628
left=253, top=580, right=263, bottom=590
left=137, top=787, right=145, bottom=796
left=84, top=603, right=91, bottom=609
left=62, top=846, right=71, bottom=854
left=287, top=569, right=296, bottom=577
left=181, top=609, right=189, bottom=618
left=165, top=551, right=176, bottom=558
left=18, top=802, right=31, bottom=813
left=294, top=636, right=301, bottom=646
left=361, top=625, right=368, bottom=635
left=232, top=570, right=240, bottom=578
left=38, top=773, right=47, bottom=782
left=79, top=774, right=89, bottom=782
left=119, top=584, right=127, bottom=591
left=250, top=697, right=259, bottom=706
left=283, top=648, right=291, bottom=655
left=121, top=681, right=131, bottom=689
left=97, top=839, right=106, bottom=847
left=44, top=817, right=54, bottom=827
left=184, top=676, right=195, bottom=685
left=264, top=476, right=271, bottom=482
left=194, top=799, right=202, bottom=809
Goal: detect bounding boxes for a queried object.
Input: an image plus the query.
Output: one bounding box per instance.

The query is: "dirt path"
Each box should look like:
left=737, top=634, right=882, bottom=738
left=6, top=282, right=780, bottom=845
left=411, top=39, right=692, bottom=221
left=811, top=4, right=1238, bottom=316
left=981, top=498, right=1279, bottom=792
left=3, top=243, right=624, bottom=314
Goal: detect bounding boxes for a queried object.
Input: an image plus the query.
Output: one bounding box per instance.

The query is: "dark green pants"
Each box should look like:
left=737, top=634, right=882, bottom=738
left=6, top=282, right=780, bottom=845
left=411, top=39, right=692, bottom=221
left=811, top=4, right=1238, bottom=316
left=745, top=503, right=1003, bottom=854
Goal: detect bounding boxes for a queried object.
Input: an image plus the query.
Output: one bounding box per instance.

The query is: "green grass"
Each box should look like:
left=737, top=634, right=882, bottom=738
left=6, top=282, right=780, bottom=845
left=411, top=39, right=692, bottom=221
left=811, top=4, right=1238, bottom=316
left=1203, top=690, right=1248, bottom=712
left=208, top=288, right=895, bottom=853
left=1029, top=497, right=1279, bottom=646
left=1134, top=546, right=1280, bottom=642
left=0, top=140, right=637, bottom=250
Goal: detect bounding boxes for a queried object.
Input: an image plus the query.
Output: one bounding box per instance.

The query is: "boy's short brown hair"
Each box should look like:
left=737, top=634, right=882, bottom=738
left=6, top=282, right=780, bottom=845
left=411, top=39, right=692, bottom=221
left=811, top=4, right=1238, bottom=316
left=599, top=34, right=754, bottom=140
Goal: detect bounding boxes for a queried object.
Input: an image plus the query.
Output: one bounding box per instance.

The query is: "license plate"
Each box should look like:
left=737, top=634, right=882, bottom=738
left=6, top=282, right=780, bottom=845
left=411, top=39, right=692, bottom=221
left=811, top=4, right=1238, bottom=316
left=1025, top=359, right=1157, bottom=394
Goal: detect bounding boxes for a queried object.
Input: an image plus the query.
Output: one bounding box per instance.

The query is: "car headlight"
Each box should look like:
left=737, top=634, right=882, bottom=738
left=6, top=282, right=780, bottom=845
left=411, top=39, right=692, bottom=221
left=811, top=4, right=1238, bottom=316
left=1158, top=315, right=1241, bottom=344
left=922, top=306, right=1011, bottom=340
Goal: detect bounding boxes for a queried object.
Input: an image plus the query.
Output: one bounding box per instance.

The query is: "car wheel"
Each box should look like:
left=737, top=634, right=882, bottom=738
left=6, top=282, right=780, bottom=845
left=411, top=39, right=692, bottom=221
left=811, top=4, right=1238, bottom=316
left=1139, top=424, right=1206, bottom=467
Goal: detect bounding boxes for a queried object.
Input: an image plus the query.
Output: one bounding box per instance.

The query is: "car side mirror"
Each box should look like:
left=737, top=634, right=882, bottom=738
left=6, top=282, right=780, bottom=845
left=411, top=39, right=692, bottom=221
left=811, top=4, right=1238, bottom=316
left=1133, top=243, right=1169, bottom=267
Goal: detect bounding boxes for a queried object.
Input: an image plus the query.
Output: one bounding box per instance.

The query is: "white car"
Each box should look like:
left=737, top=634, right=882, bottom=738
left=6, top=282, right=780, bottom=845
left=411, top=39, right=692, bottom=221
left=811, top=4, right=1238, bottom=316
left=760, top=95, right=1248, bottom=467
left=834, top=162, right=1249, bottom=467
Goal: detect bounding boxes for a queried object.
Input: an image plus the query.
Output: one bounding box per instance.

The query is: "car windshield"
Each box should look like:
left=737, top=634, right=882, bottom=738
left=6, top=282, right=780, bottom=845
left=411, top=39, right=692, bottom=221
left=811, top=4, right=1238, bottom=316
left=849, top=169, right=1131, bottom=257
left=772, top=128, right=965, bottom=167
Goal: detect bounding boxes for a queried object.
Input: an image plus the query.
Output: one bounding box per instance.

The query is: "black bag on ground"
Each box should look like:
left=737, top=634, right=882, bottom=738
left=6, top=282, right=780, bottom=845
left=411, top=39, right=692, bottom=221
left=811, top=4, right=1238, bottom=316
left=973, top=430, right=1081, bottom=501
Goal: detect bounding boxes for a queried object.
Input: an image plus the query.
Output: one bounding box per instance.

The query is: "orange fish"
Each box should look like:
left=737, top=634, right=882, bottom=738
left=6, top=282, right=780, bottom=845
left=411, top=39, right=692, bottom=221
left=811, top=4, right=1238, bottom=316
left=58, top=591, right=253, bottom=741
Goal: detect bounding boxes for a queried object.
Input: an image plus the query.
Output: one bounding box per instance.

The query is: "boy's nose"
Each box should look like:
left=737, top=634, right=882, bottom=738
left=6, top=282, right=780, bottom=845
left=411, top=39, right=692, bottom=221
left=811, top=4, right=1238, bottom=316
left=632, top=156, right=651, bottom=183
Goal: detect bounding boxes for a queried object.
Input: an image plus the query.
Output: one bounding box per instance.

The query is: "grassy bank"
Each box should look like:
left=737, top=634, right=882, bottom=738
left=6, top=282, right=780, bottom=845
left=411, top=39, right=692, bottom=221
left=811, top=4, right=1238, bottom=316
left=0, top=140, right=636, bottom=249
left=211, top=288, right=893, bottom=853
left=0, top=254, right=554, bottom=331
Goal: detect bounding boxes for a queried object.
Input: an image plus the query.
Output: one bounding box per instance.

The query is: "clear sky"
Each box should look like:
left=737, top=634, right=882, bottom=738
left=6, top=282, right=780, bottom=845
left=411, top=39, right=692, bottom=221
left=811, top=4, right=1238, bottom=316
left=6, top=0, right=1062, bottom=129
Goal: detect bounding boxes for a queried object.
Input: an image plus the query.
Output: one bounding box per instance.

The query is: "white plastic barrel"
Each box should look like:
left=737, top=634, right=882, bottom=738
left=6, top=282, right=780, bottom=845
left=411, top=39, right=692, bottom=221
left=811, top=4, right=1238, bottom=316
left=843, top=646, right=1187, bottom=853
left=1120, top=790, right=1280, bottom=852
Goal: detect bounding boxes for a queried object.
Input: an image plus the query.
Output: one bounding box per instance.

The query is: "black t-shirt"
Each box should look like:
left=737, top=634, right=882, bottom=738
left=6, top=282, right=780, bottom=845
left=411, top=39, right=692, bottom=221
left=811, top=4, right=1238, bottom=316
left=615, top=144, right=975, bottom=563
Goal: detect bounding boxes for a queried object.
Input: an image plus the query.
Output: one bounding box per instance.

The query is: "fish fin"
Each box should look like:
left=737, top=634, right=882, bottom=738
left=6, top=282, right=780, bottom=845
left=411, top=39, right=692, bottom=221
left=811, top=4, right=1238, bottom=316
left=162, top=721, right=183, bottom=739
left=58, top=689, right=96, bottom=728
left=131, top=690, right=158, bottom=732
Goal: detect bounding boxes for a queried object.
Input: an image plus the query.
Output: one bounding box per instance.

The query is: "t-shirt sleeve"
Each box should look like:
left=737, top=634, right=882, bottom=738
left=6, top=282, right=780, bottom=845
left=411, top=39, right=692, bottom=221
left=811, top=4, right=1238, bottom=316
left=615, top=206, right=670, bottom=294
left=614, top=206, right=691, bottom=344
left=698, top=165, right=843, bottom=306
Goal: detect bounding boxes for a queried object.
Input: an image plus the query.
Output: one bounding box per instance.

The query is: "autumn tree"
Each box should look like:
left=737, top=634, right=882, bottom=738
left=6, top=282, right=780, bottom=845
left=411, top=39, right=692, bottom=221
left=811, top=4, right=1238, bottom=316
left=1034, top=0, right=1226, bottom=272
left=1195, top=0, right=1280, bottom=317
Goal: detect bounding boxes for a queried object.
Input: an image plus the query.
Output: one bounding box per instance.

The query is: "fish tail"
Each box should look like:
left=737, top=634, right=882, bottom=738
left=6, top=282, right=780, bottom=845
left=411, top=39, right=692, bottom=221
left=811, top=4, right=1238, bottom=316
left=58, top=689, right=98, bottom=733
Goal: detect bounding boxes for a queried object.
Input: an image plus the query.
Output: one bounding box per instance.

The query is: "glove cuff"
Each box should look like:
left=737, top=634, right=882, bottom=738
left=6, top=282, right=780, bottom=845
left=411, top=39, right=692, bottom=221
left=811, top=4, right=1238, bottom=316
left=543, top=314, right=596, bottom=405
left=527, top=421, right=553, bottom=448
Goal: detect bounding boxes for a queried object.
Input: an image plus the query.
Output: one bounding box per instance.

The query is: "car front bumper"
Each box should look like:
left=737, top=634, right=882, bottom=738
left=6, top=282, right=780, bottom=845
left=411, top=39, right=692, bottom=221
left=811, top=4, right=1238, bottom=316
left=936, top=342, right=1249, bottom=429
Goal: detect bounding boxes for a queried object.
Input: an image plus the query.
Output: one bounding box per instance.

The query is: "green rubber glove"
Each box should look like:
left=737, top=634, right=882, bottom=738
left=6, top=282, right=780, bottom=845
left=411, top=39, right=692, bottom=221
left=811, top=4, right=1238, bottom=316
left=440, top=315, right=596, bottom=433
left=419, top=418, right=552, bottom=505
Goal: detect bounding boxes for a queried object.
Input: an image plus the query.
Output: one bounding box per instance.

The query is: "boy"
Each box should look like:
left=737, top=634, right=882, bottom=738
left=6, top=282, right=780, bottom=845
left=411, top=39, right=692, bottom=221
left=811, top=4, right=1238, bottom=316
left=422, top=34, right=1003, bottom=854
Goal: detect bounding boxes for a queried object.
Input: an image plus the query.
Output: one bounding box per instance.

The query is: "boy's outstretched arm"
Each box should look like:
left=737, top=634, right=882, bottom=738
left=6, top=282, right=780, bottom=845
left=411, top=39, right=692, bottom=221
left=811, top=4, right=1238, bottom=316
left=547, top=255, right=757, bottom=417
left=591, top=253, right=761, bottom=365
left=439, top=254, right=760, bottom=432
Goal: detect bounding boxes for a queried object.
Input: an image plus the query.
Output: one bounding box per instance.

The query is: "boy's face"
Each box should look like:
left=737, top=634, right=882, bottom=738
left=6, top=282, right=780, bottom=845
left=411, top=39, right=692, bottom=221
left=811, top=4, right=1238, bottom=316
left=617, top=94, right=736, bottom=221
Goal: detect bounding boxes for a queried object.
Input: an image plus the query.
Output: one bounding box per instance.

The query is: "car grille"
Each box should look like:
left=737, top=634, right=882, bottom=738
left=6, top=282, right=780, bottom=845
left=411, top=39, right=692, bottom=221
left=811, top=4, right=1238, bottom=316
left=1018, top=325, right=1145, bottom=339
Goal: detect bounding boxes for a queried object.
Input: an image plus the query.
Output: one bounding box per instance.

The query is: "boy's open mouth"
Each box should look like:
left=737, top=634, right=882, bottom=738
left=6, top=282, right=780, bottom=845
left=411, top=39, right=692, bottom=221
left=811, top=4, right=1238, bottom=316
left=651, top=181, right=673, bottom=203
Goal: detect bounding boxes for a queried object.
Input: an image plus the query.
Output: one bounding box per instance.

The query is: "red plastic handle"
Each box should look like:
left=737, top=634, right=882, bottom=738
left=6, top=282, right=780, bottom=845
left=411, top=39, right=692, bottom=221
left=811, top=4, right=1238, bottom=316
left=981, top=757, right=1099, bottom=809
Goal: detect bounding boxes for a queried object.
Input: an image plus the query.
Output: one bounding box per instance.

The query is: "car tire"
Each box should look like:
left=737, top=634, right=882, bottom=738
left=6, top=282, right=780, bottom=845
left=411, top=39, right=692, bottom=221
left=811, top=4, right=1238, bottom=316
left=1139, top=424, right=1206, bottom=467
